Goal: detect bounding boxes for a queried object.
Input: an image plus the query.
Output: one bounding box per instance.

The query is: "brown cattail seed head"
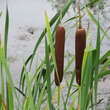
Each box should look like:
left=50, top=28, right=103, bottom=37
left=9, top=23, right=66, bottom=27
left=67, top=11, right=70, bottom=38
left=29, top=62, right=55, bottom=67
left=75, top=28, right=86, bottom=85
left=55, top=25, right=65, bottom=86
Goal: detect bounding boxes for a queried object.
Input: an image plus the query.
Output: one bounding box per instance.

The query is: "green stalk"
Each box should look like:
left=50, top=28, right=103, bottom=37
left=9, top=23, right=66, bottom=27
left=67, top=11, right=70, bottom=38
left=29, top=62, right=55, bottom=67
left=57, top=86, right=60, bottom=110
left=1, top=63, right=4, bottom=101
left=4, top=4, right=9, bottom=58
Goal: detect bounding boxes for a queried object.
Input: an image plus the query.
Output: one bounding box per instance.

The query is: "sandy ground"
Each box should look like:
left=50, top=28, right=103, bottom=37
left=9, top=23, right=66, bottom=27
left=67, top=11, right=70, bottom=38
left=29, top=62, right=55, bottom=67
left=0, top=0, right=110, bottom=109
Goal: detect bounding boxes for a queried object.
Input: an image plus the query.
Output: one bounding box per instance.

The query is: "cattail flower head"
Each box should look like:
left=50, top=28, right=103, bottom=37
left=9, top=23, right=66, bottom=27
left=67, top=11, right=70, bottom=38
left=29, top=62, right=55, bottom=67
left=75, top=28, right=86, bottom=85
left=55, top=25, right=65, bottom=86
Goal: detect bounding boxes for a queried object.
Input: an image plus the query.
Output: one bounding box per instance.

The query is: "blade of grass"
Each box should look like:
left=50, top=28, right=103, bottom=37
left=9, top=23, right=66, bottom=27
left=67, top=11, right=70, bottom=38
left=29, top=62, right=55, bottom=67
left=81, top=0, right=98, bottom=10
left=94, top=16, right=100, bottom=109
left=1, top=62, right=5, bottom=101
left=98, top=70, right=110, bottom=79
left=64, top=14, right=85, bottom=24
left=0, top=95, right=1, bottom=109
left=65, top=69, right=76, bottom=110
left=44, top=11, right=59, bottom=83
left=6, top=82, right=14, bottom=110
left=0, top=47, right=14, bottom=93
left=0, top=11, right=2, bottom=17
left=23, top=97, right=30, bottom=110
left=101, top=27, right=110, bottom=43
left=64, top=16, right=79, bottom=24
left=64, top=56, right=75, bottom=74
left=0, top=36, right=5, bottom=102
left=19, top=54, right=32, bottom=90
left=15, top=87, right=26, bottom=97
left=4, top=4, right=9, bottom=58
left=0, top=94, right=7, bottom=110
left=36, top=82, right=47, bottom=110
left=25, top=72, right=35, bottom=110
left=99, top=50, right=110, bottom=64
left=45, top=36, right=53, bottom=110
left=99, top=58, right=110, bottom=74
left=80, top=50, right=93, bottom=109
left=86, top=8, right=109, bottom=39
left=32, top=69, right=43, bottom=104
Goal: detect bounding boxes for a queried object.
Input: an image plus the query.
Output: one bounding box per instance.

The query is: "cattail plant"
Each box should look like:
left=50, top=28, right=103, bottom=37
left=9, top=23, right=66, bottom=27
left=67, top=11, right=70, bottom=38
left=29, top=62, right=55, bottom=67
left=54, top=25, right=65, bottom=86
left=75, top=0, right=86, bottom=85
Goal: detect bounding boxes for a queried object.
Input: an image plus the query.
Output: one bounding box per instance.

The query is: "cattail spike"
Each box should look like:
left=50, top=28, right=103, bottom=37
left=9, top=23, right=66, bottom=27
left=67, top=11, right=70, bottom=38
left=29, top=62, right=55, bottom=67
left=75, top=29, right=86, bottom=85
left=55, top=25, right=65, bottom=86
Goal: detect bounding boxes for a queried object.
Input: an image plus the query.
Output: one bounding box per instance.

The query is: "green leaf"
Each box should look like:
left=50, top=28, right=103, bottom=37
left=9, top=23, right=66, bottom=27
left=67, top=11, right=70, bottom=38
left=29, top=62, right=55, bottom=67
left=101, top=27, right=110, bottom=43
left=80, top=50, right=93, bottom=110
left=64, top=56, right=75, bottom=74
left=1, top=63, right=5, bottom=101
left=45, top=36, right=53, bottom=110
left=36, top=82, right=47, bottom=110
left=86, top=8, right=109, bottom=39
left=99, top=50, right=110, bottom=64
left=44, top=11, right=59, bottom=82
left=94, top=16, right=100, bottom=108
left=4, top=4, right=9, bottom=58
left=99, top=58, right=110, bottom=74
left=25, top=73, right=35, bottom=110
left=23, top=97, right=30, bottom=110
left=0, top=95, right=2, bottom=109
left=81, top=0, right=98, bottom=10
left=65, top=69, right=76, bottom=110
left=0, top=11, right=2, bottom=17
left=98, top=70, right=110, bottom=79
left=6, top=83, right=14, bottom=110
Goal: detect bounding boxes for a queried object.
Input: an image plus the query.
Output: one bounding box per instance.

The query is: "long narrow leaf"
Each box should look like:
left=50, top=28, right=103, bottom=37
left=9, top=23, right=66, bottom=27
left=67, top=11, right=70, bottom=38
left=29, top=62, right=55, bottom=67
left=4, top=5, right=9, bottom=58
left=45, top=36, right=53, bottom=110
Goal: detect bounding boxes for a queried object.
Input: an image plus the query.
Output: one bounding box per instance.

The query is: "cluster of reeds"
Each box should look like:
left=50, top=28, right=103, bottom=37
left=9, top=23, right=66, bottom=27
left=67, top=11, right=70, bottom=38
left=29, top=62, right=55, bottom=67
left=1, top=0, right=110, bottom=110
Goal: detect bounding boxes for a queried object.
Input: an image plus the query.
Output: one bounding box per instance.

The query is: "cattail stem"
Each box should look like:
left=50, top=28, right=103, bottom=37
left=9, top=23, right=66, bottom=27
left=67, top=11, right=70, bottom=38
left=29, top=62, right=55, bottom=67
left=60, top=8, right=62, bottom=25
left=78, top=0, right=82, bottom=29
left=55, top=25, right=65, bottom=86
left=57, top=86, right=60, bottom=110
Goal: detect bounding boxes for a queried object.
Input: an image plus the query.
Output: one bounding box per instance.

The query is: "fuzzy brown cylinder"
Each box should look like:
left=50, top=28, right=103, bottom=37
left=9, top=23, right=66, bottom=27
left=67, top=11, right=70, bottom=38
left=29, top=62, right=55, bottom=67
left=55, top=25, right=65, bottom=86
left=75, top=28, right=86, bottom=85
